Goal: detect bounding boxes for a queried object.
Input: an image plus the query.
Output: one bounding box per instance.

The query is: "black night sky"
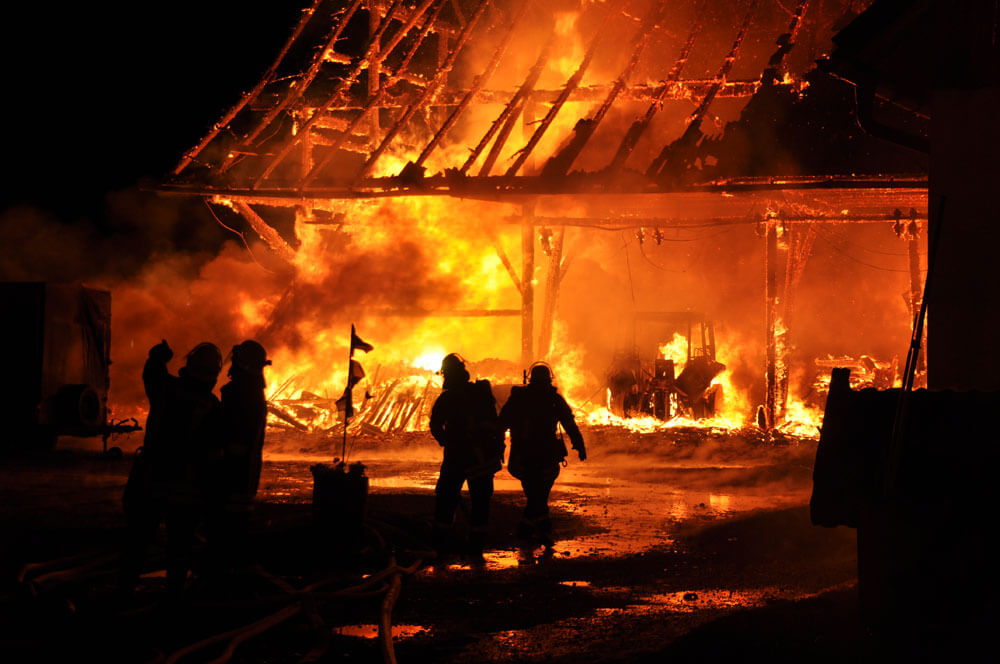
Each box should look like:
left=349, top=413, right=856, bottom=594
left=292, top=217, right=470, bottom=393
left=1, top=2, right=299, bottom=235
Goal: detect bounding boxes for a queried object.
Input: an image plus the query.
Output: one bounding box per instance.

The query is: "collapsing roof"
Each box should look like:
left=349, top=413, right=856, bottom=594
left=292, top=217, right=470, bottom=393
left=162, top=0, right=927, bottom=205
left=154, top=1, right=932, bottom=431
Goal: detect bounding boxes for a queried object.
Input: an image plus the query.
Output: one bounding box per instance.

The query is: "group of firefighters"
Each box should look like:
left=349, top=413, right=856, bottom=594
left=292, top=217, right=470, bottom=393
left=121, top=340, right=585, bottom=596
left=430, top=354, right=586, bottom=556
left=121, top=339, right=270, bottom=598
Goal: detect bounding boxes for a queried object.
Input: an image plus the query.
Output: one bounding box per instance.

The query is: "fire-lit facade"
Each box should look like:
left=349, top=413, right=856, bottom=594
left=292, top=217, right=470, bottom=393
left=157, top=0, right=928, bottom=436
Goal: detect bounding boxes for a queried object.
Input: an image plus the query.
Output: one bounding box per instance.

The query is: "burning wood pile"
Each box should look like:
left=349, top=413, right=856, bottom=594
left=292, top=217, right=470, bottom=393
left=267, top=371, right=439, bottom=435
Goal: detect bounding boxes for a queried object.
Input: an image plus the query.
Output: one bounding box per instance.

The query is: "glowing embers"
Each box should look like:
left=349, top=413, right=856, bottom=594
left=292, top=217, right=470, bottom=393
left=332, top=624, right=429, bottom=639
left=599, top=587, right=786, bottom=614
left=419, top=549, right=546, bottom=573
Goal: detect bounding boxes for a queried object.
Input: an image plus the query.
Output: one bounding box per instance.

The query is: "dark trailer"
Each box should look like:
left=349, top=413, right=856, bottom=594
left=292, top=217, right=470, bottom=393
left=0, top=282, right=112, bottom=449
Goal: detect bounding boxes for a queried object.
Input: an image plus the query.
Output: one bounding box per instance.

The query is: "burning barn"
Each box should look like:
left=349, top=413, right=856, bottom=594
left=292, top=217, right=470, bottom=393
left=153, top=0, right=929, bottom=436
left=6, top=2, right=1000, bottom=658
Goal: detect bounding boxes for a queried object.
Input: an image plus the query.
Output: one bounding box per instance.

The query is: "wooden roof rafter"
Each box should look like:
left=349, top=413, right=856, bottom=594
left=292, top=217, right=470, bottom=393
left=220, top=0, right=368, bottom=175
left=166, top=0, right=926, bottom=206
left=297, top=0, right=452, bottom=186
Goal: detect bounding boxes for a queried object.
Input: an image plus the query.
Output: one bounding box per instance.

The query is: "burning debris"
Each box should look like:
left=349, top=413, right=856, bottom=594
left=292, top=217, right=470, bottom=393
left=812, top=353, right=900, bottom=395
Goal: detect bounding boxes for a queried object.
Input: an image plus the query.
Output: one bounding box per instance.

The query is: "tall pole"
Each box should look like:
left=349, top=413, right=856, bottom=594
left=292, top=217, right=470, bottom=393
left=906, top=218, right=925, bottom=377
left=764, top=221, right=778, bottom=430
left=343, top=332, right=351, bottom=462
left=537, top=227, right=565, bottom=358
left=340, top=344, right=354, bottom=463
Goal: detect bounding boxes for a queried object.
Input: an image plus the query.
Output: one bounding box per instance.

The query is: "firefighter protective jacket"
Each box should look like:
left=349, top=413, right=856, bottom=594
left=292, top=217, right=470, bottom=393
left=429, top=378, right=503, bottom=477
left=500, top=383, right=585, bottom=478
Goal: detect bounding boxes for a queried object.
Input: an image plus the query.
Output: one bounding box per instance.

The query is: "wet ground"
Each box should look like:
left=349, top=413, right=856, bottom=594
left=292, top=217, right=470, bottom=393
left=0, top=427, right=871, bottom=662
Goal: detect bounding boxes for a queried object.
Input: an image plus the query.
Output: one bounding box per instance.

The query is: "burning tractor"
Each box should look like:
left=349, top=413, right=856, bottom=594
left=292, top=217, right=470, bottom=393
left=607, top=312, right=726, bottom=421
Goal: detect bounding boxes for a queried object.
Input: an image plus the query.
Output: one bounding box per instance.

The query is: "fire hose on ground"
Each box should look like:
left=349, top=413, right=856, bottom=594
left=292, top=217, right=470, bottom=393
left=13, top=524, right=428, bottom=664
left=164, top=556, right=424, bottom=664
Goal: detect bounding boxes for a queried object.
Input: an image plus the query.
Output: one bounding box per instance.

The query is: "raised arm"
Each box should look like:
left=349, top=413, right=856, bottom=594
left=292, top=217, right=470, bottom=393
left=142, top=340, right=174, bottom=402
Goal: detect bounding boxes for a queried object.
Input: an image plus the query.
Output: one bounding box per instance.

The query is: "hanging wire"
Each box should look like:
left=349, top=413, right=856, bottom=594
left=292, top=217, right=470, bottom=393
left=638, top=241, right=703, bottom=273
left=823, top=227, right=911, bottom=257
left=815, top=230, right=908, bottom=273
left=203, top=200, right=278, bottom=274
left=621, top=232, right=637, bottom=306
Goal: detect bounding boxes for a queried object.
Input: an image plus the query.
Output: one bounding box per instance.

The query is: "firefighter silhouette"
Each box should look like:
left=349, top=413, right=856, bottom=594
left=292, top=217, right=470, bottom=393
left=121, top=340, right=223, bottom=597
left=499, top=363, right=586, bottom=546
left=205, top=340, right=271, bottom=576
left=429, top=353, right=504, bottom=558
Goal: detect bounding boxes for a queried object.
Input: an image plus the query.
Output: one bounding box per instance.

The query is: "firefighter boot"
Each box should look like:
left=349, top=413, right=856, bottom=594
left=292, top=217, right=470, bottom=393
left=467, top=529, right=486, bottom=561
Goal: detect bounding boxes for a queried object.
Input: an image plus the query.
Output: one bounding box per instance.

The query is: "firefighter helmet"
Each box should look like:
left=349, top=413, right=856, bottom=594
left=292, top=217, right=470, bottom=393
left=185, top=342, right=222, bottom=382
left=528, top=362, right=554, bottom=385
left=232, top=339, right=271, bottom=372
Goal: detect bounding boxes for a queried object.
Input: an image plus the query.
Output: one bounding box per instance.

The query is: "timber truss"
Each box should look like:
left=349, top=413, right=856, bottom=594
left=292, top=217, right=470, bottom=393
left=164, top=0, right=927, bottom=205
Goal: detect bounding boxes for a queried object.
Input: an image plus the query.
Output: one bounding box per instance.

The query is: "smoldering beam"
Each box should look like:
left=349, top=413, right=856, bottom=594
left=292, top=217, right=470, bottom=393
left=503, top=213, right=930, bottom=229
left=299, top=0, right=449, bottom=188
left=231, top=200, right=298, bottom=264
left=373, top=309, right=520, bottom=317
left=157, top=174, right=928, bottom=204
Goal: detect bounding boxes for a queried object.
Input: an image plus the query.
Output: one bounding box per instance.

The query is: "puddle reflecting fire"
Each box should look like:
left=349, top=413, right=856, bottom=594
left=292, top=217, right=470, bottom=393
left=257, top=441, right=814, bottom=562
left=332, top=624, right=428, bottom=639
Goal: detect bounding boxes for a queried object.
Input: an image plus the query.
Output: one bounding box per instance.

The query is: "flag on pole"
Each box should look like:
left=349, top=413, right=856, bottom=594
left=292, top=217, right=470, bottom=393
left=336, top=360, right=367, bottom=419
left=350, top=324, right=374, bottom=355
left=340, top=326, right=373, bottom=426
left=348, top=359, right=365, bottom=387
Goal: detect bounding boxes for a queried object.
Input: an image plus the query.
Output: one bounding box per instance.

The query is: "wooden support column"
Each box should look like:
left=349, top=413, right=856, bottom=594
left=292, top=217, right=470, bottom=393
left=777, top=226, right=792, bottom=420
left=521, top=203, right=535, bottom=367
left=295, top=112, right=314, bottom=233
left=775, top=220, right=817, bottom=420
left=764, top=221, right=778, bottom=430
left=537, top=227, right=565, bottom=359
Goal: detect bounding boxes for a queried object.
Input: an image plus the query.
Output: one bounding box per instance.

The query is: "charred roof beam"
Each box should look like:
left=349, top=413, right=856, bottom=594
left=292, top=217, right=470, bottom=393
left=760, top=0, right=810, bottom=88
left=249, top=79, right=761, bottom=111
left=401, top=0, right=532, bottom=181
left=251, top=0, right=419, bottom=188
left=605, top=15, right=703, bottom=175
left=503, top=5, right=612, bottom=178
left=172, top=0, right=324, bottom=176
left=647, top=1, right=757, bottom=180
left=220, top=0, right=367, bottom=175
left=541, top=0, right=667, bottom=179
left=353, top=0, right=493, bottom=183
left=299, top=0, right=450, bottom=188
left=473, top=36, right=554, bottom=176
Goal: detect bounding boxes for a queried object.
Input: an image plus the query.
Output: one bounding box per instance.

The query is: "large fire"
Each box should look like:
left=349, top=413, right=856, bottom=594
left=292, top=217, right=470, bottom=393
left=100, top=1, right=921, bottom=444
